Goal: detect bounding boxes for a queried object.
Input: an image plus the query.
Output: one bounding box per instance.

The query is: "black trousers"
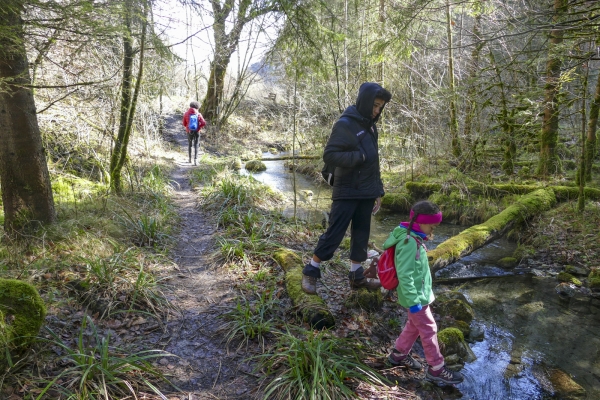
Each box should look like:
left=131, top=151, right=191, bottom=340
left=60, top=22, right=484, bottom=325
left=188, top=130, right=200, bottom=161
left=313, top=198, right=375, bottom=263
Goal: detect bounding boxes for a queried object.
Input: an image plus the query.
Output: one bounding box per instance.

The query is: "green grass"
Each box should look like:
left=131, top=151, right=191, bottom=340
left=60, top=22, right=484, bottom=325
left=36, top=316, right=172, bottom=399
left=256, top=329, right=386, bottom=400
left=219, top=291, right=280, bottom=352
left=72, top=250, right=172, bottom=319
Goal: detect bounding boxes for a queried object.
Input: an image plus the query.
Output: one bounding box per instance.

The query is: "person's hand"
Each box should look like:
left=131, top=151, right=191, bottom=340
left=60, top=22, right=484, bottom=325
left=372, top=197, right=381, bottom=215
left=409, top=304, right=422, bottom=313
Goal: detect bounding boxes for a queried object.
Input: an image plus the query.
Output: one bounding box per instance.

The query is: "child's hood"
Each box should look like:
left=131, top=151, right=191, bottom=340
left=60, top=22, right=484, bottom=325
left=382, top=225, right=410, bottom=249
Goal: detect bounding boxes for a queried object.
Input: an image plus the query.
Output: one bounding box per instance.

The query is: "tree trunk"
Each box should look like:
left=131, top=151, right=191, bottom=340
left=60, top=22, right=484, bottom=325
left=201, top=53, right=229, bottom=124
left=585, top=66, right=600, bottom=181
left=537, top=0, right=567, bottom=177
left=462, top=12, right=483, bottom=169
left=200, top=0, right=275, bottom=126
left=110, top=0, right=147, bottom=194
left=110, top=0, right=134, bottom=194
left=445, top=0, right=461, bottom=158
left=0, top=0, right=56, bottom=231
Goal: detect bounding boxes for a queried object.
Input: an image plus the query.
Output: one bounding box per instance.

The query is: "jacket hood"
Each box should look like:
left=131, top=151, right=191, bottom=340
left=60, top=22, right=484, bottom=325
left=356, top=82, right=387, bottom=123
left=383, top=225, right=410, bottom=249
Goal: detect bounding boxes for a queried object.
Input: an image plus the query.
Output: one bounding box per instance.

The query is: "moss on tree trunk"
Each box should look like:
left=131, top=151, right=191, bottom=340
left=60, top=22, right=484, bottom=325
left=272, top=249, right=335, bottom=329
left=427, top=189, right=556, bottom=273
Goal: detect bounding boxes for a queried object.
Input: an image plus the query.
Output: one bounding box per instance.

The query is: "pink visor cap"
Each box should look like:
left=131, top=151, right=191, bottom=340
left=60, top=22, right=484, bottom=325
left=410, top=210, right=443, bottom=225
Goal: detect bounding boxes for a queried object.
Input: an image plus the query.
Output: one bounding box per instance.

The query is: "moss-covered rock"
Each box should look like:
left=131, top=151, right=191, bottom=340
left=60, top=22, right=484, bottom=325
left=438, top=319, right=470, bottom=338
left=436, top=299, right=475, bottom=324
left=557, top=272, right=582, bottom=286
left=498, top=257, right=518, bottom=269
left=245, top=160, right=267, bottom=172
left=588, top=268, right=600, bottom=290
left=272, top=249, right=335, bottom=329
left=435, top=291, right=469, bottom=304
left=345, top=288, right=383, bottom=311
left=0, top=279, right=46, bottom=369
left=428, top=189, right=556, bottom=273
left=380, top=191, right=412, bottom=212
left=548, top=368, right=586, bottom=399
left=231, top=158, right=243, bottom=170
left=564, top=265, right=589, bottom=277
left=438, top=327, right=476, bottom=363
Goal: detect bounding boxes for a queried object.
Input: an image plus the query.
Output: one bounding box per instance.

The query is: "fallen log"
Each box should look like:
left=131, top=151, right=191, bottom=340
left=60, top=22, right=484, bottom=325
left=272, top=249, right=335, bottom=329
left=242, top=155, right=320, bottom=161
left=405, top=181, right=600, bottom=201
left=427, top=188, right=556, bottom=273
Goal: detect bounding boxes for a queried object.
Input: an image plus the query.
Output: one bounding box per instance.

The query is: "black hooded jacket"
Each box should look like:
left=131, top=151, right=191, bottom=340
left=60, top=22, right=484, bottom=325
left=323, top=82, right=386, bottom=200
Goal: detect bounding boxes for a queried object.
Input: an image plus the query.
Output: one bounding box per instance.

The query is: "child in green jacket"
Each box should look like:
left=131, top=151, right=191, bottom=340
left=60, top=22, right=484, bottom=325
left=382, top=200, right=464, bottom=386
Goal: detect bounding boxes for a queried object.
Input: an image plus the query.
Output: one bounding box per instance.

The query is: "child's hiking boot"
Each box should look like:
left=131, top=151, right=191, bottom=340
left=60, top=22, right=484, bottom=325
left=388, top=349, right=422, bottom=370
left=425, top=365, right=464, bottom=385
left=349, top=267, right=381, bottom=291
left=302, top=264, right=321, bottom=295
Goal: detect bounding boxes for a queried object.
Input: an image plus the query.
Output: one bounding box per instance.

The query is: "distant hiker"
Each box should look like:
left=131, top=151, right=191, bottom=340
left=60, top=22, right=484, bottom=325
left=384, top=200, right=464, bottom=386
left=301, top=82, right=391, bottom=295
left=182, top=101, right=206, bottom=165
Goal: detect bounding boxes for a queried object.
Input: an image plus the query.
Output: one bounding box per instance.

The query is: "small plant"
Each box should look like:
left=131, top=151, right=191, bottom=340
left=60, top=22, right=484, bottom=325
left=387, top=318, right=400, bottom=329
left=115, top=207, right=170, bottom=247
left=219, top=291, right=279, bottom=351
left=76, top=252, right=171, bottom=318
left=37, top=316, right=172, bottom=399
left=256, top=329, right=386, bottom=399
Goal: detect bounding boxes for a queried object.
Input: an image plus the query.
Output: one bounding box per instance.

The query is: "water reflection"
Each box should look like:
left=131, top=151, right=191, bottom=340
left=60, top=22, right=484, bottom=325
left=458, top=324, right=548, bottom=399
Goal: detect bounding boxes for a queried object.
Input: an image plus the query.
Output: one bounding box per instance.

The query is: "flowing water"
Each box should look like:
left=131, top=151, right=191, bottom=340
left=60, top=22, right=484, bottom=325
left=243, top=158, right=600, bottom=399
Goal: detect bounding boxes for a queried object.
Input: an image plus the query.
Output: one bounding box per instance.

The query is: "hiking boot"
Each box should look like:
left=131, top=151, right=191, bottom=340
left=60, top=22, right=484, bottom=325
left=301, top=264, right=322, bottom=295
left=425, top=365, right=464, bottom=385
left=349, top=267, right=381, bottom=291
left=194, top=158, right=197, bottom=166
left=388, top=349, right=422, bottom=370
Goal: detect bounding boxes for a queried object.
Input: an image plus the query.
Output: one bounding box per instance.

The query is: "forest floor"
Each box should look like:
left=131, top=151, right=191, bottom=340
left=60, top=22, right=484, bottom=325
left=151, top=114, right=600, bottom=400
left=146, top=116, right=473, bottom=400
left=144, top=116, right=264, bottom=399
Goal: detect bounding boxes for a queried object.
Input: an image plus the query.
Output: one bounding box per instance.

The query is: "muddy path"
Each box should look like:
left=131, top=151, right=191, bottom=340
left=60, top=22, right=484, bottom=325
left=155, top=116, right=261, bottom=399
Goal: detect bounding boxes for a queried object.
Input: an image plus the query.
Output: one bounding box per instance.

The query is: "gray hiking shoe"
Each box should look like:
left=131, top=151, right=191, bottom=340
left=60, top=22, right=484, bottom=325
left=388, top=349, right=422, bottom=370
left=426, top=365, right=464, bottom=385
left=302, top=275, right=318, bottom=295
left=349, top=267, right=381, bottom=291
left=301, top=263, right=321, bottom=295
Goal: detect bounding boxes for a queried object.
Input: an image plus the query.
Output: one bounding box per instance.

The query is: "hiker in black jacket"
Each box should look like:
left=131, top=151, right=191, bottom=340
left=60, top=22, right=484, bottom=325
left=302, top=82, right=391, bottom=295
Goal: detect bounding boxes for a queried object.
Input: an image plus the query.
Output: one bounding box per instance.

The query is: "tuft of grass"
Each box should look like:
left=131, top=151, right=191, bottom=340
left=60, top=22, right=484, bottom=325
left=36, top=316, right=172, bottom=399
left=73, top=250, right=172, bottom=319
left=219, top=291, right=279, bottom=352
left=114, top=207, right=171, bottom=247
left=256, top=329, right=386, bottom=400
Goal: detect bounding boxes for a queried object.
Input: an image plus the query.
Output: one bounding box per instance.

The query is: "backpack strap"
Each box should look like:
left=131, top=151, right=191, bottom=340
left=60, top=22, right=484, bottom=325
left=412, top=235, right=427, bottom=260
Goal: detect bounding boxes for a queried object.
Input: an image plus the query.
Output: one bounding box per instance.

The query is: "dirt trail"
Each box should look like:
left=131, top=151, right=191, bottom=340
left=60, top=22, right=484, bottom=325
left=156, top=116, right=260, bottom=399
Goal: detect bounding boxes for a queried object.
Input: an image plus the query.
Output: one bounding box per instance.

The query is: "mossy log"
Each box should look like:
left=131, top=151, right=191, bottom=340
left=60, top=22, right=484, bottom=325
left=272, top=249, right=335, bottom=329
left=0, top=279, right=46, bottom=370
left=405, top=181, right=600, bottom=201
left=427, top=189, right=556, bottom=273
left=242, top=155, right=321, bottom=161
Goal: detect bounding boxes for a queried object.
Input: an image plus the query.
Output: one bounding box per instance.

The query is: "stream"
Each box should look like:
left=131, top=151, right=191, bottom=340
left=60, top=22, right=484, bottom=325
left=242, top=157, right=600, bottom=399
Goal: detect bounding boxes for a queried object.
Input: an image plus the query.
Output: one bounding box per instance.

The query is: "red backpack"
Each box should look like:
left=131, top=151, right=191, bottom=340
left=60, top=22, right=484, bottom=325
left=377, top=236, right=425, bottom=290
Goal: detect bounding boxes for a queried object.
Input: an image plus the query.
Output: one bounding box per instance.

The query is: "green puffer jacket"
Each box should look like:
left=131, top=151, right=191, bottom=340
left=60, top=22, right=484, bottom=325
left=382, top=226, right=435, bottom=308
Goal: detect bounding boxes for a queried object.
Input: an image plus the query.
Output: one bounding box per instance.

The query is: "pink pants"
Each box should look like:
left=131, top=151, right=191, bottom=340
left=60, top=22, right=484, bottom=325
left=394, top=305, right=444, bottom=369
